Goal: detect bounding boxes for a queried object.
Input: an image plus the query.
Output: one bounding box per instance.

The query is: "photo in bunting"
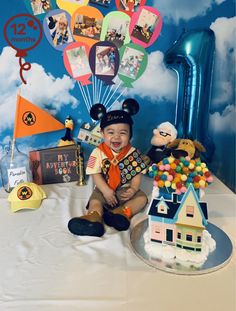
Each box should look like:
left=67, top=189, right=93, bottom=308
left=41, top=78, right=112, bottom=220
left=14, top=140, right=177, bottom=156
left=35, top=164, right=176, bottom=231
left=43, top=9, right=74, bottom=51
left=129, top=6, right=162, bottom=48
left=100, top=11, right=130, bottom=49
left=89, top=41, right=120, bottom=85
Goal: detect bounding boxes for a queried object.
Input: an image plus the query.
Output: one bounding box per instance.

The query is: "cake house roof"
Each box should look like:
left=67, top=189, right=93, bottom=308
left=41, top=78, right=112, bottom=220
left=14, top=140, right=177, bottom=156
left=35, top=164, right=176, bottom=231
left=148, top=195, right=180, bottom=219
left=148, top=184, right=208, bottom=223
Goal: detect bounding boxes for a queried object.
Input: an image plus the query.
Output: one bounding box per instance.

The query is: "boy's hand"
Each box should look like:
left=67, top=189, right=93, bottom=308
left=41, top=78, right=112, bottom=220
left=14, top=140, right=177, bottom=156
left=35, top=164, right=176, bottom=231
left=103, top=188, right=118, bottom=207
left=119, top=187, right=136, bottom=201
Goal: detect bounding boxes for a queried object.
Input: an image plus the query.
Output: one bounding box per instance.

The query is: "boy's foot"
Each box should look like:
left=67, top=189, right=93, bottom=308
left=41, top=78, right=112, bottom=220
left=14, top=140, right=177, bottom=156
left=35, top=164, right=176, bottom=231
left=68, top=211, right=105, bottom=237
left=103, top=206, right=131, bottom=231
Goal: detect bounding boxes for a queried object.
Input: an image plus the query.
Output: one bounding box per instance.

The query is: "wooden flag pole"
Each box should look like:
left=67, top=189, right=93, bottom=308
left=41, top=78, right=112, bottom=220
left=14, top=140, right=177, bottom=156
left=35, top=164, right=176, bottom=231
left=7, top=91, right=20, bottom=191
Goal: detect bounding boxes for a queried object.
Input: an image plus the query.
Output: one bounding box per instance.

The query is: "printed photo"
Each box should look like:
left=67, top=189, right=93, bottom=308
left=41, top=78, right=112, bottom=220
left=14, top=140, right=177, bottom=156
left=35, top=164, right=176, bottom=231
left=104, top=17, right=129, bottom=49
left=66, top=46, right=91, bottom=78
left=73, top=14, right=103, bottom=40
left=95, top=46, right=116, bottom=76
left=89, top=0, right=111, bottom=8
left=47, top=13, right=73, bottom=46
left=119, top=0, right=141, bottom=13
left=30, top=0, right=51, bottom=15
left=118, top=47, right=144, bottom=79
left=131, top=8, right=160, bottom=44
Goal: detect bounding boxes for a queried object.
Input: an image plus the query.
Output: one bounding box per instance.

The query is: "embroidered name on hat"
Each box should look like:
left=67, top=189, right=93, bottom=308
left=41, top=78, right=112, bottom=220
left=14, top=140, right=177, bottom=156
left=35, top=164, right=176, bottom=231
left=17, top=186, right=33, bottom=200
left=107, top=115, right=125, bottom=122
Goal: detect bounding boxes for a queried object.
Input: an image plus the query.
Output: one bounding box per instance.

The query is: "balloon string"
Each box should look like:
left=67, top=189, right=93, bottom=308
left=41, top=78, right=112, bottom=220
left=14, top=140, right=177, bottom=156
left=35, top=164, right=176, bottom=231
left=102, top=75, right=119, bottom=106
left=77, top=82, right=90, bottom=114
left=81, top=84, right=91, bottom=112
left=95, top=77, right=98, bottom=103
left=96, top=78, right=100, bottom=104
left=98, top=80, right=103, bottom=103
left=103, top=84, right=115, bottom=107
left=109, top=87, right=127, bottom=108
left=92, top=75, right=95, bottom=106
left=19, top=57, right=31, bottom=84
left=85, top=85, right=92, bottom=110
left=94, top=76, right=97, bottom=103
left=97, top=79, right=101, bottom=103
left=104, top=81, right=122, bottom=108
left=101, top=84, right=109, bottom=105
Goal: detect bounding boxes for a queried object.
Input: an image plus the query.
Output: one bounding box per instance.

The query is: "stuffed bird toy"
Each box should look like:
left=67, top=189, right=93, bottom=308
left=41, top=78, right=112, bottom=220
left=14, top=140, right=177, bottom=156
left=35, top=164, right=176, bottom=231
left=58, top=116, right=75, bottom=147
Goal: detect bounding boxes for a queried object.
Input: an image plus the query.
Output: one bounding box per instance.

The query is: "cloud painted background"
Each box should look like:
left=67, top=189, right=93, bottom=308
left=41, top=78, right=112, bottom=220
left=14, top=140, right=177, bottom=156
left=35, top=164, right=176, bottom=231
left=0, top=0, right=235, bottom=192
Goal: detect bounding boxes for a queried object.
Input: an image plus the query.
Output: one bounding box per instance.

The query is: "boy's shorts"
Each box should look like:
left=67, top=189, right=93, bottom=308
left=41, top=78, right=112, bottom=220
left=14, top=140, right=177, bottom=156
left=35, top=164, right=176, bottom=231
left=87, top=186, right=148, bottom=210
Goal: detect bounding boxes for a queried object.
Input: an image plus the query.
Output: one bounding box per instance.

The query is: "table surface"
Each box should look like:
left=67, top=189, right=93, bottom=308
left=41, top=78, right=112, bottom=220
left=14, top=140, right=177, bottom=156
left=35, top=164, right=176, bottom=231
left=0, top=176, right=235, bottom=311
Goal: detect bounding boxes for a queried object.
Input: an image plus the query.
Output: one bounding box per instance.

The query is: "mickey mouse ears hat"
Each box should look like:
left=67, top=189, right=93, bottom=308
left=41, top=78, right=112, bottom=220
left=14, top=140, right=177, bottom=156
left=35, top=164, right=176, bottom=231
left=90, top=99, right=139, bottom=136
left=8, top=182, right=46, bottom=213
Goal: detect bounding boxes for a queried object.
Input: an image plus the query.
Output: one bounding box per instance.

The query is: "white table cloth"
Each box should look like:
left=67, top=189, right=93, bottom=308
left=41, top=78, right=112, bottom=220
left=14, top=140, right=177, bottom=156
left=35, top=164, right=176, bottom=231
left=0, top=176, right=235, bottom=311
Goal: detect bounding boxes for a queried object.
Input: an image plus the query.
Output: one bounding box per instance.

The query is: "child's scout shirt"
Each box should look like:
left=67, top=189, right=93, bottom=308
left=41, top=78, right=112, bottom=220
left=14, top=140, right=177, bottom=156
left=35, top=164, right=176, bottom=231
left=86, top=146, right=147, bottom=186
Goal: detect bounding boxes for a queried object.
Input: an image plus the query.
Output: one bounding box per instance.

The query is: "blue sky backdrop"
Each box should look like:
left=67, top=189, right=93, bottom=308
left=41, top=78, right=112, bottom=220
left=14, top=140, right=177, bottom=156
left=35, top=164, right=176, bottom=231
left=0, top=0, right=235, bottom=191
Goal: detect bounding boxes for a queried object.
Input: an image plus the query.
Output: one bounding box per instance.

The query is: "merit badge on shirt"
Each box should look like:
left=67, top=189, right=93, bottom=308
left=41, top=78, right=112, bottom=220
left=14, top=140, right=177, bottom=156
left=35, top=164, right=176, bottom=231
left=119, top=149, right=146, bottom=184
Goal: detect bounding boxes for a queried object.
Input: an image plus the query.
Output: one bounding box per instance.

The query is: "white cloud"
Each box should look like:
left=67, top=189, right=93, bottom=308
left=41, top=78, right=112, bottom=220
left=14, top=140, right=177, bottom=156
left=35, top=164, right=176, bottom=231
left=210, top=17, right=236, bottom=59
left=0, top=136, right=11, bottom=160
left=210, top=17, right=236, bottom=107
left=0, top=46, right=79, bottom=132
left=210, top=104, right=236, bottom=133
left=128, top=51, right=177, bottom=102
left=153, top=0, right=226, bottom=24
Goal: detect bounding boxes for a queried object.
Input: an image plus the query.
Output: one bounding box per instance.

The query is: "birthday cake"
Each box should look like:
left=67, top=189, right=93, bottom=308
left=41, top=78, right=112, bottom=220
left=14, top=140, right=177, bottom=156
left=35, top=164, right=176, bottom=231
left=145, top=155, right=216, bottom=266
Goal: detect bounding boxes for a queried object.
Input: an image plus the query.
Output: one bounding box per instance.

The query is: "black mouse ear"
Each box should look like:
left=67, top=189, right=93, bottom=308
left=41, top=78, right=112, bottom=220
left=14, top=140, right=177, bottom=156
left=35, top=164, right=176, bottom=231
left=122, top=98, right=139, bottom=116
left=48, top=16, right=57, bottom=29
left=90, top=103, right=106, bottom=121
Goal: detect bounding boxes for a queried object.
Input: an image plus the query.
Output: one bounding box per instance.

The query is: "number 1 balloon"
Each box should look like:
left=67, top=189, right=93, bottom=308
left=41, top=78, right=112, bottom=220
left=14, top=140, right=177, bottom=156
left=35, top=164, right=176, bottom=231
left=164, top=29, right=215, bottom=160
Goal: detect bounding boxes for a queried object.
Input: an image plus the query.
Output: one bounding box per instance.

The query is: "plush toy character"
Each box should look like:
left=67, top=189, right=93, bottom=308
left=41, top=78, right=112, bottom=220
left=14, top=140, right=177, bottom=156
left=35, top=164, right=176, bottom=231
left=167, top=138, right=206, bottom=159
left=147, top=122, right=177, bottom=164
left=58, top=116, right=75, bottom=147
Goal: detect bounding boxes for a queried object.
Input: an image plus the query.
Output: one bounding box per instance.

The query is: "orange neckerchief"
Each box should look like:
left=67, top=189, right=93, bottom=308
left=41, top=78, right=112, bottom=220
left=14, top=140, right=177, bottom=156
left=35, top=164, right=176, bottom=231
left=98, top=142, right=131, bottom=190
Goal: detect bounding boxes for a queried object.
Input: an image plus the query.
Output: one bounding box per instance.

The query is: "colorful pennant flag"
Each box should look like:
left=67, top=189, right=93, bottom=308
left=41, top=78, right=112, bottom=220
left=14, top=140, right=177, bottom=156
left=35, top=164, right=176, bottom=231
left=13, top=95, right=64, bottom=139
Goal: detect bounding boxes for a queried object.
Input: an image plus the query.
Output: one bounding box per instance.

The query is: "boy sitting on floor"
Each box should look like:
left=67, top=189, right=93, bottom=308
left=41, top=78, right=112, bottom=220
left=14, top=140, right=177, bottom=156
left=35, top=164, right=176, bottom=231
left=68, top=100, right=148, bottom=237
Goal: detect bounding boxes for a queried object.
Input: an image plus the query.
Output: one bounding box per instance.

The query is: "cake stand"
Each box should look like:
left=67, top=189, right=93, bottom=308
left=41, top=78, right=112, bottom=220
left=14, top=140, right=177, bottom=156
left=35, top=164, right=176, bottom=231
left=130, top=218, right=233, bottom=275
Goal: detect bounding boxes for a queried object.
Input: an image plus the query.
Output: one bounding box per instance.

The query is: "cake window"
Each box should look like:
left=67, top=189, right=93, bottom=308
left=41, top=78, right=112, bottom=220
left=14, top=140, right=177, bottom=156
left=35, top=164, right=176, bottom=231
left=186, top=234, right=192, bottom=241
left=157, top=201, right=168, bottom=214
left=177, top=232, right=181, bottom=239
left=197, top=236, right=201, bottom=243
left=155, top=226, right=160, bottom=233
left=186, top=205, right=194, bottom=217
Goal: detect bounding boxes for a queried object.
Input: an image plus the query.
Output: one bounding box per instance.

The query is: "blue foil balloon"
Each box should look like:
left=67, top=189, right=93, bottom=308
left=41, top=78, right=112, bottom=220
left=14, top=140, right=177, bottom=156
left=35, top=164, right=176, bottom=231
left=164, top=29, right=215, bottom=160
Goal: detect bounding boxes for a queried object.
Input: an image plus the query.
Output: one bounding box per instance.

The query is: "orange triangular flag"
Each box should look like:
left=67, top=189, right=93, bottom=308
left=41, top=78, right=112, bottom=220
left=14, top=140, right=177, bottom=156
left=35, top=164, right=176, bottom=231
left=13, top=95, right=65, bottom=139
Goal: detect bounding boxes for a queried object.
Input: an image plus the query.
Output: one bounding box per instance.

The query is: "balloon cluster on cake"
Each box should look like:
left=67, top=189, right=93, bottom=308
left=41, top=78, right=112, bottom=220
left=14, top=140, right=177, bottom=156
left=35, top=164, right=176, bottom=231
left=148, top=155, right=213, bottom=196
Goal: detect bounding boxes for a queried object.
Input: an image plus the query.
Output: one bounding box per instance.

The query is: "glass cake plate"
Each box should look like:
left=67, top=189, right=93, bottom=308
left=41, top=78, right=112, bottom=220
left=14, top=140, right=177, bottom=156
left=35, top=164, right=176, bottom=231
left=130, top=218, right=233, bottom=275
